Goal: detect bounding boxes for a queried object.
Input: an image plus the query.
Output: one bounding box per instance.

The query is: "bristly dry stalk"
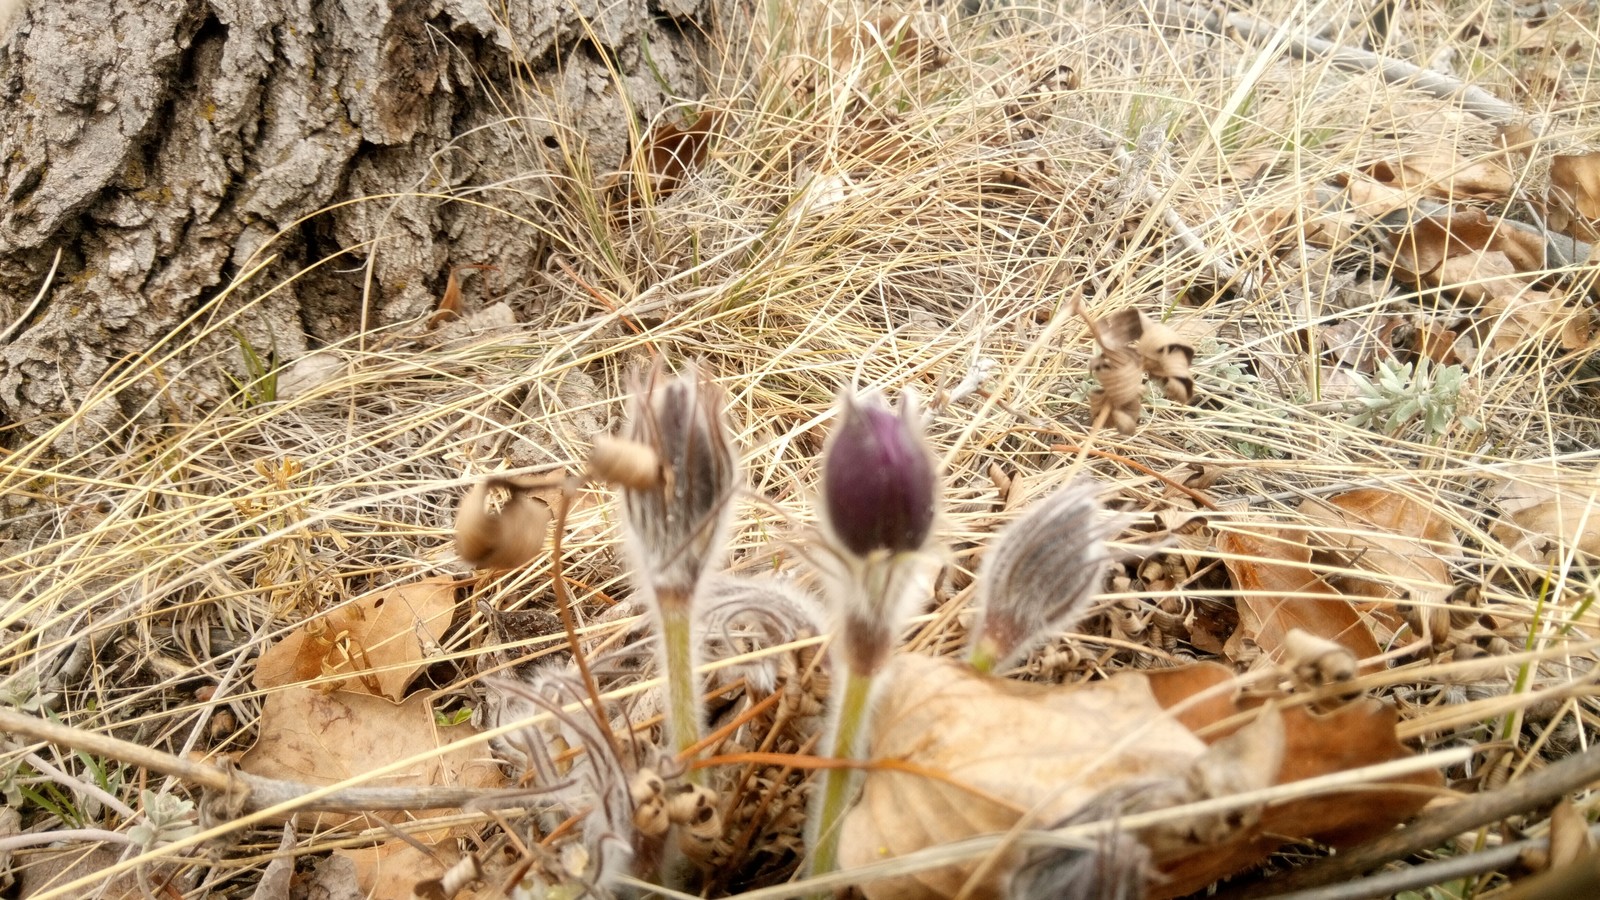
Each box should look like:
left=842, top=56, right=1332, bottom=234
left=807, top=392, right=938, bottom=879
left=968, top=480, right=1115, bottom=674
left=612, top=363, right=737, bottom=776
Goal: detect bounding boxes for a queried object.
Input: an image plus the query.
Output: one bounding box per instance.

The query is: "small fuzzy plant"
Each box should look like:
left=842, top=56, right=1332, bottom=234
left=610, top=364, right=738, bottom=777
left=967, top=480, right=1116, bottom=674
left=802, top=395, right=1119, bottom=877
left=807, top=392, right=940, bottom=876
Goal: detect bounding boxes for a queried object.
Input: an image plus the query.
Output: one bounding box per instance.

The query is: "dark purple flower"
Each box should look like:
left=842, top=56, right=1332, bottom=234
left=821, top=394, right=936, bottom=558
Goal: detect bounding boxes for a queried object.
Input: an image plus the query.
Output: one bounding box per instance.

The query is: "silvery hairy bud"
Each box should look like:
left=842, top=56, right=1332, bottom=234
left=608, top=363, right=738, bottom=767
left=969, top=480, right=1113, bottom=674
left=618, top=364, right=737, bottom=600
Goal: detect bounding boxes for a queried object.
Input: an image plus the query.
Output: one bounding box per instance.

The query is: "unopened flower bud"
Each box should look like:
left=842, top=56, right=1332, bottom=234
left=969, top=480, right=1114, bottom=673
left=619, top=364, right=737, bottom=600
left=821, top=394, right=937, bottom=559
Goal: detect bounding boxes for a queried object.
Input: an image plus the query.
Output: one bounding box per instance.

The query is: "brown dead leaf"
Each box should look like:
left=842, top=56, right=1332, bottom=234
left=609, top=110, right=721, bottom=208
left=1552, top=153, right=1600, bottom=219
left=254, top=577, right=456, bottom=700
left=833, top=16, right=946, bottom=71
left=240, top=687, right=505, bottom=831
left=1219, top=529, right=1382, bottom=664
left=1341, top=174, right=1418, bottom=221
left=1488, top=463, right=1600, bottom=562
left=839, top=655, right=1438, bottom=900
left=837, top=654, right=1223, bottom=900
left=1551, top=153, right=1600, bottom=241
left=1364, top=148, right=1514, bottom=201
left=337, top=841, right=495, bottom=900
left=1389, top=209, right=1546, bottom=287
left=1475, top=284, right=1595, bottom=358
left=427, top=264, right=496, bottom=330
left=1299, top=489, right=1458, bottom=646
left=1156, top=700, right=1439, bottom=898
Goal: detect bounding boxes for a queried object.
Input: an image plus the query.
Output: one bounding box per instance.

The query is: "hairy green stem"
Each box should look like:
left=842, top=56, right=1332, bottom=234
left=807, top=667, right=875, bottom=878
left=657, top=592, right=703, bottom=783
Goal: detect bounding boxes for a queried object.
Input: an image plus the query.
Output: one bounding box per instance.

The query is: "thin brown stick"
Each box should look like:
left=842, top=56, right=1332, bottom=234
left=547, top=473, right=623, bottom=763
left=1147, top=0, right=1522, bottom=125
left=0, top=707, right=545, bottom=814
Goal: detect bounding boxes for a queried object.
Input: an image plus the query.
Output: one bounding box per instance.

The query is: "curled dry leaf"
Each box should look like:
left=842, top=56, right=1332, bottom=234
left=454, top=478, right=553, bottom=570
left=1488, top=462, right=1600, bottom=562
left=1299, top=489, right=1458, bottom=647
left=253, top=577, right=456, bottom=700
left=837, top=655, right=1437, bottom=900
left=1363, top=148, right=1515, bottom=201
left=1219, top=528, right=1382, bottom=665
left=240, top=687, right=506, bottom=832
left=1388, top=208, right=1546, bottom=287
left=1551, top=153, right=1600, bottom=222
left=609, top=109, right=721, bottom=209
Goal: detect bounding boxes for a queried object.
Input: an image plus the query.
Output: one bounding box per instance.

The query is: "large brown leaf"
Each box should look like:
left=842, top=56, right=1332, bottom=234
left=239, top=687, right=505, bottom=831
left=836, top=655, right=1438, bottom=900
left=1219, top=529, right=1382, bottom=663
left=254, top=577, right=456, bottom=700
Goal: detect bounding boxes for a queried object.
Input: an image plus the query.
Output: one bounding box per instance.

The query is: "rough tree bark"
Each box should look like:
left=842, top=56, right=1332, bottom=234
left=0, top=0, right=708, bottom=452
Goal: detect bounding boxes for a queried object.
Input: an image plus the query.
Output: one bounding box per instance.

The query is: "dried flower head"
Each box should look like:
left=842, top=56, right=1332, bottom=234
left=454, top=478, right=552, bottom=570
left=618, top=364, right=738, bottom=600
left=821, top=393, right=937, bottom=559
left=969, top=480, right=1115, bottom=673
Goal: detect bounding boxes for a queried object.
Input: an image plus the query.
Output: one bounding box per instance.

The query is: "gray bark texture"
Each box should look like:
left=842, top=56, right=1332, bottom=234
left=0, top=0, right=707, bottom=451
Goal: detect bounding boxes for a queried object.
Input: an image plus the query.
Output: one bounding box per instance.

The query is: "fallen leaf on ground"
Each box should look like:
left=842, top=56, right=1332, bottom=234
left=1364, top=148, right=1514, bottom=201
left=609, top=110, right=721, bottom=208
left=254, top=577, right=456, bottom=700
left=337, top=841, right=495, bottom=900
left=1299, top=489, right=1458, bottom=646
left=239, top=687, right=505, bottom=831
left=837, top=654, right=1438, bottom=900
left=1488, top=462, right=1600, bottom=562
left=1219, top=528, right=1382, bottom=664
left=1552, top=153, right=1600, bottom=229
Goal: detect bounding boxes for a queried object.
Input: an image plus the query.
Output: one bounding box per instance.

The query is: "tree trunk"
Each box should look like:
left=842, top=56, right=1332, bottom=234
left=0, top=0, right=708, bottom=452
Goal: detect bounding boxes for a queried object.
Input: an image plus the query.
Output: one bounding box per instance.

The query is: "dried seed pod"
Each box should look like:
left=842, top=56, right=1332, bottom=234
left=968, top=480, right=1114, bottom=673
left=454, top=479, right=551, bottom=569
left=666, top=783, right=724, bottom=859
left=630, top=770, right=670, bottom=839
left=1396, top=597, right=1453, bottom=649
left=820, top=393, right=937, bottom=559
left=1137, top=316, right=1195, bottom=403
left=588, top=434, right=662, bottom=491
left=1283, top=628, right=1358, bottom=692
left=1089, top=309, right=1144, bottom=435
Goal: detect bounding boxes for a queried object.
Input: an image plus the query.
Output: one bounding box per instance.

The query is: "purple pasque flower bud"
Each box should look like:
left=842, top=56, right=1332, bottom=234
left=821, top=393, right=937, bottom=559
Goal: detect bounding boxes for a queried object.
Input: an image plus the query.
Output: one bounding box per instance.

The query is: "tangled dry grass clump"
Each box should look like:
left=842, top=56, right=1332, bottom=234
left=3, top=0, right=1600, bottom=897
